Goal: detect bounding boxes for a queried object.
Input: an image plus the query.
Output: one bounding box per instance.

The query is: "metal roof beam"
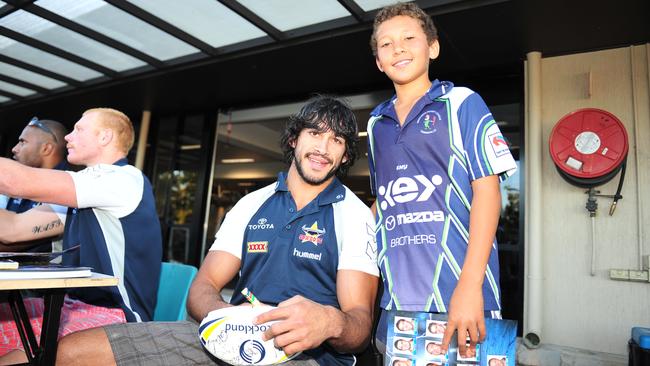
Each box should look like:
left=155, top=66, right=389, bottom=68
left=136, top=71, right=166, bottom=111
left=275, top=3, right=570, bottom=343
left=0, top=26, right=117, bottom=77
left=105, top=0, right=218, bottom=56
left=0, top=0, right=34, bottom=17
left=0, top=88, right=23, bottom=101
left=218, top=0, right=285, bottom=41
left=0, top=74, right=47, bottom=94
left=0, top=54, right=81, bottom=87
left=0, top=4, right=17, bottom=18
left=336, top=0, right=366, bottom=22
left=17, top=3, right=165, bottom=69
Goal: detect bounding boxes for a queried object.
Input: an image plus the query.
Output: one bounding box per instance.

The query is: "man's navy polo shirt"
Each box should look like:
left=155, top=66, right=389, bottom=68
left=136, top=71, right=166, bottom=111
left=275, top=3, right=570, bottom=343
left=211, top=172, right=378, bottom=366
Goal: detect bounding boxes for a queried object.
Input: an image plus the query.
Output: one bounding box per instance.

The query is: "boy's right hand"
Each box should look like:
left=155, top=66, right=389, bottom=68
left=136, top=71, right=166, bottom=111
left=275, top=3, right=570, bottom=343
left=440, top=283, right=486, bottom=358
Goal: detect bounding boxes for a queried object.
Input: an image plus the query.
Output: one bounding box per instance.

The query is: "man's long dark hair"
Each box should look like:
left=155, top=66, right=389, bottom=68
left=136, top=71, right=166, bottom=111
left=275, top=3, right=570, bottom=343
left=280, top=95, right=359, bottom=178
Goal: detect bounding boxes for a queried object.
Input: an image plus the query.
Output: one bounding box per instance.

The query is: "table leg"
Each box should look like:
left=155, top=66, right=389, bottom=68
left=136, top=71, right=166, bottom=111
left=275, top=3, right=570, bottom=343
left=6, top=290, right=65, bottom=366
left=38, top=290, right=65, bottom=366
left=8, top=291, right=38, bottom=364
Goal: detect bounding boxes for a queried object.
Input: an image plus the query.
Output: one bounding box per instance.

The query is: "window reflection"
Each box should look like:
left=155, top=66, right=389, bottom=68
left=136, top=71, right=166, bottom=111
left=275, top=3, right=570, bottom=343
left=152, top=114, right=204, bottom=264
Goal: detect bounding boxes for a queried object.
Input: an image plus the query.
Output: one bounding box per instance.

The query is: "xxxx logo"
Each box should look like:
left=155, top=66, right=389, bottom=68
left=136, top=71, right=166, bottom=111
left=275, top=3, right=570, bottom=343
left=247, top=241, right=268, bottom=253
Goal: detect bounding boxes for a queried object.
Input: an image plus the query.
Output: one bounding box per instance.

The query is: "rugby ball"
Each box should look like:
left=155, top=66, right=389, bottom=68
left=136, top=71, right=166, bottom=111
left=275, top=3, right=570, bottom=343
left=199, top=306, right=298, bottom=365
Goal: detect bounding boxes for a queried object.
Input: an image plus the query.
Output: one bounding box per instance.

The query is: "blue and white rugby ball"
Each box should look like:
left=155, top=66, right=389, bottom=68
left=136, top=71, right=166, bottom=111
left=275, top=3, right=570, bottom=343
left=199, top=306, right=298, bottom=365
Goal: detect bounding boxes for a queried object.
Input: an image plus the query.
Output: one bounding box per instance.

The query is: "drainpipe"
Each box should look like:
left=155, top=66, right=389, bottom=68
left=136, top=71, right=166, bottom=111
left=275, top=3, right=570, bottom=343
left=524, top=51, right=543, bottom=348
left=630, top=45, right=645, bottom=270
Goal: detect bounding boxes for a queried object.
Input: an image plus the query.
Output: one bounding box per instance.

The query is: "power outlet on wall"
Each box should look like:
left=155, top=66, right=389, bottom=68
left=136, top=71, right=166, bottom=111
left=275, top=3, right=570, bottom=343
left=609, top=269, right=629, bottom=280
left=628, top=270, right=649, bottom=282
left=611, top=268, right=650, bottom=283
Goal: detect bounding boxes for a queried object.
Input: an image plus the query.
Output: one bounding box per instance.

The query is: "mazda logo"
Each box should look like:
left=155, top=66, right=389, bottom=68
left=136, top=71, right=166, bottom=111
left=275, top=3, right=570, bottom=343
left=385, top=216, right=396, bottom=231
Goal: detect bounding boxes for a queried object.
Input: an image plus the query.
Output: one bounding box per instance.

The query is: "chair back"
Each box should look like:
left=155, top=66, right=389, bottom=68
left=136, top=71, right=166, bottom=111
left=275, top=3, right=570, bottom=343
left=153, top=262, right=198, bottom=321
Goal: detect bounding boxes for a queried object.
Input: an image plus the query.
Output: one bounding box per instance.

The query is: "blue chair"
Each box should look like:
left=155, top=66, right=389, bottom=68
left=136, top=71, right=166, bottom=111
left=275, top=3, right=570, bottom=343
left=153, top=262, right=198, bottom=321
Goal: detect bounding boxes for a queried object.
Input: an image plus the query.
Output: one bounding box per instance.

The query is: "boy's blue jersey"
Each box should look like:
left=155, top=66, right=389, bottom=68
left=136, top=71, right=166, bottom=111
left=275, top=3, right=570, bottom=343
left=367, top=80, right=517, bottom=312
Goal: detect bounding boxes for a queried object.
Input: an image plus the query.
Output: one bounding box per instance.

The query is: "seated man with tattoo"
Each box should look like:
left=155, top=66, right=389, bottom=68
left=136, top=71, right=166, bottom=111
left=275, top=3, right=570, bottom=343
left=0, top=108, right=162, bottom=364
left=0, top=117, right=68, bottom=253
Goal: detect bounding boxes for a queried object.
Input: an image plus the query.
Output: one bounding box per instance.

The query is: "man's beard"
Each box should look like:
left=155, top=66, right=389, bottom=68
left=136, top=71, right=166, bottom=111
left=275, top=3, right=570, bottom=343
left=294, top=151, right=339, bottom=186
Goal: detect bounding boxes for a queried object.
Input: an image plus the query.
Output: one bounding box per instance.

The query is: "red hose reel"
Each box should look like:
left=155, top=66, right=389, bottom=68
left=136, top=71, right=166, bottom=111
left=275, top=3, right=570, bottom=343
left=549, top=108, right=628, bottom=188
left=549, top=108, right=629, bottom=217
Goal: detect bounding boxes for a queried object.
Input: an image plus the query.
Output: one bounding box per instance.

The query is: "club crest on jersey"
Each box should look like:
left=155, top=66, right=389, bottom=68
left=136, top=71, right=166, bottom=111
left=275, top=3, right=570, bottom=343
left=417, top=110, right=441, bottom=134
left=488, top=132, right=510, bottom=157
left=247, top=241, right=268, bottom=253
left=298, top=222, right=325, bottom=245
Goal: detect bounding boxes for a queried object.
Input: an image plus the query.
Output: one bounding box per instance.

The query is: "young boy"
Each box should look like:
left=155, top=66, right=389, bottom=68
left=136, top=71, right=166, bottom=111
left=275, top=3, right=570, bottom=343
left=367, top=2, right=517, bottom=358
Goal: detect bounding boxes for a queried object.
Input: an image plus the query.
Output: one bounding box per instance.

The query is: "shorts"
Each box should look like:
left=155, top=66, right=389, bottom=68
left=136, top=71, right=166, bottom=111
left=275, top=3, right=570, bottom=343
left=105, top=321, right=320, bottom=366
left=0, top=295, right=125, bottom=356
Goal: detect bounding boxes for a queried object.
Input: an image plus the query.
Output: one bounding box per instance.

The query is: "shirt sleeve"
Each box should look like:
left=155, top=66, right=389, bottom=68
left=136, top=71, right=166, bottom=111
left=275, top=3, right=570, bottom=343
left=67, top=164, right=143, bottom=218
left=209, top=186, right=274, bottom=259
left=335, top=192, right=379, bottom=276
left=0, top=194, right=9, bottom=209
left=48, top=203, right=68, bottom=223
left=459, top=92, right=517, bottom=181
left=209, top=203, right=249, bottom=259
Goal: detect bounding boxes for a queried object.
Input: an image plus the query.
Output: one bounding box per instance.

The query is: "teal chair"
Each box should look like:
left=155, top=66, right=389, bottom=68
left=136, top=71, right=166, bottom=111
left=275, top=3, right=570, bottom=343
left=153, top=262, right=198, bottom=321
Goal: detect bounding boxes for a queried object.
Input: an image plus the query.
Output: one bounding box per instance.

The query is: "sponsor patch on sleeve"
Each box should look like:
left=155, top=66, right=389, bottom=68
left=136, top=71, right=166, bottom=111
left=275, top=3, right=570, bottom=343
left=488, top=132, right=510, bottom=157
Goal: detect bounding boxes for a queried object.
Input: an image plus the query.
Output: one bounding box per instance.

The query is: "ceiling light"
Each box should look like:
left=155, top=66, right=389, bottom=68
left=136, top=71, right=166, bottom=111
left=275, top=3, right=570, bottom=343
left=180, top=144, right=201, bottom=150
left=221, top=158, right=255, bottom=164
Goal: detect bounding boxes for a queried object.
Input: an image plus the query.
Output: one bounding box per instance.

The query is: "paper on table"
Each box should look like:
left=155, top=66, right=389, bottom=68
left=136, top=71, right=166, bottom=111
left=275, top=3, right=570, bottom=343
left=0, top=260, right=19, bottom=270
left=0, top=265, right=92, bottom=280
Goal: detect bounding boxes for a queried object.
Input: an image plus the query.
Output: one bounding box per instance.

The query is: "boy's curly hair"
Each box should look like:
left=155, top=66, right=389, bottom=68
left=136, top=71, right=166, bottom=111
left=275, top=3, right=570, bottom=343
left=370, top=2, right=438, bottom=56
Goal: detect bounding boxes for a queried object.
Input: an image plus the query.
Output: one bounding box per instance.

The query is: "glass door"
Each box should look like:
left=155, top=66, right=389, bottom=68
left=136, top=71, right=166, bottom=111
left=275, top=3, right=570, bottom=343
left=150, top=112, right=215, bottom=267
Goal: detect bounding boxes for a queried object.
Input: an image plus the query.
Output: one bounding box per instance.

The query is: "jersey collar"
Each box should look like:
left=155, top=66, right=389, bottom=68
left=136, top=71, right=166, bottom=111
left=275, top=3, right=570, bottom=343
left=53, top=160, right=68, bottom=171
left=275, top=171, right=346, bottom=206
left=370, top=79, right=454, bottom=118
left=113, top=158, right=129, bottom=166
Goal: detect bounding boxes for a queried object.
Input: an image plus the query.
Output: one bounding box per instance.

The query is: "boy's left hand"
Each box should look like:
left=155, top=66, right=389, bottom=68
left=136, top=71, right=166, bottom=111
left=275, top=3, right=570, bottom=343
left=441, top=283, right=486, bottom=358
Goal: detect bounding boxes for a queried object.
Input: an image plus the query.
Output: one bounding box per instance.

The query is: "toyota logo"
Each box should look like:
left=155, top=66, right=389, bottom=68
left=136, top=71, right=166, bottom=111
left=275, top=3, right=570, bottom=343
left=385, top=215, right=396, bottom=231
left=258, top=218, right=267, bottom=225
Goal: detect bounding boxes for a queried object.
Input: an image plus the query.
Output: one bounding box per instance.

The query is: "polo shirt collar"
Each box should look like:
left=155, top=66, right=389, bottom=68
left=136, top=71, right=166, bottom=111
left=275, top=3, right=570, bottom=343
left=275, top=171, right=346, bottom=206
left=275, top=172, right=289, bottom=192
left=370, top=79, right=454, bottom=118
left=113, top=158, right=128, bottom=166
left=53, top=161, right=68, bottom=171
